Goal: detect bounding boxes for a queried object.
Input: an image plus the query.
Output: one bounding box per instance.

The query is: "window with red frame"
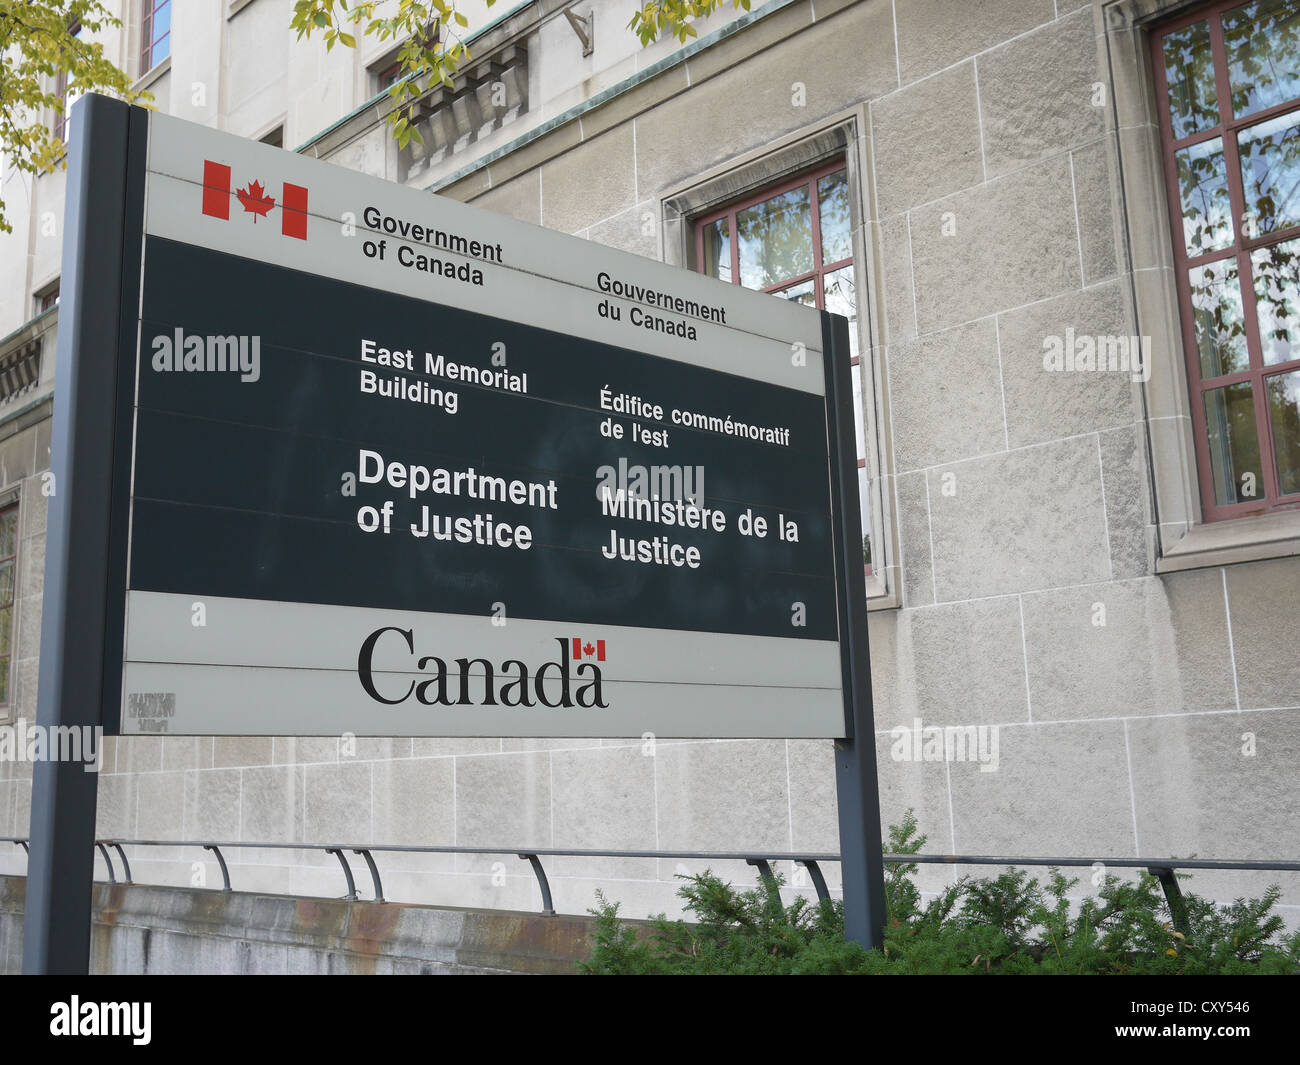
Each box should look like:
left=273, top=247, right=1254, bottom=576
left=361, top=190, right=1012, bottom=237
left=51, top=22, right=80, bottom=143
left=1153, top=0, right=1300, bottom=520
left=0, top=504, right=17, bottom=707
left=141, top=0, right=171, bottom=75
left=377, top=61, right=404, bottom=93
left=695, top=160, right=872, bottom=571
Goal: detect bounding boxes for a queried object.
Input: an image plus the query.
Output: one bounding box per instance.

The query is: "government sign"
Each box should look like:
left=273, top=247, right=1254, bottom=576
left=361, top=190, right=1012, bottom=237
left=23, top=93, right=885, bottom=976
left=57, top=99, right=869, bottom=740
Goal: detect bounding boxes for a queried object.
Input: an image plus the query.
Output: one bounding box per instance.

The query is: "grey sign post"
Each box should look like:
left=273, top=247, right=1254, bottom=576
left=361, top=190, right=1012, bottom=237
left=822, top=310, right=887, bottom=950
left=22, top=96, right=143, bottom=973
left=22, top=95, right=885, bottom=970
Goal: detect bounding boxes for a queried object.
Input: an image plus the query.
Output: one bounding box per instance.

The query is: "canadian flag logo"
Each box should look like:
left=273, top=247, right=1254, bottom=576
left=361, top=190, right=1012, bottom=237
left=201, top=159, right=308, bottom=240
left=571, top=638, right=606, bottom=662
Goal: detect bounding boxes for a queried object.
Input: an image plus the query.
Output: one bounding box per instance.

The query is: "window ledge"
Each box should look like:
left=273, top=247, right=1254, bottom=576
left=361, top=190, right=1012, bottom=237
left=1157, top=510, right=1300, bottom=573
left=134, top=55, right=171, bottom=94
left=228, top=0, right=258, bottom=18
left=865, top=566, right=897, bottom=610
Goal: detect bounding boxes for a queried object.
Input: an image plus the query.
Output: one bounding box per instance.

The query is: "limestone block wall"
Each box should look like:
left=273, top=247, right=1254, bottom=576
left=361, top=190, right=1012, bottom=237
left=0, top=0, right=1296, bottom=927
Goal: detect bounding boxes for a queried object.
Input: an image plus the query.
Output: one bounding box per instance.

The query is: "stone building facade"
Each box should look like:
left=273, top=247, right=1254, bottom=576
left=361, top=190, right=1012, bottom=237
left=0, top=0, right=1296, bottom=922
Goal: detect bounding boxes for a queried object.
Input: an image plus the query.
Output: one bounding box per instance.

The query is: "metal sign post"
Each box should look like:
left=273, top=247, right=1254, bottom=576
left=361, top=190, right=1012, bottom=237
left=23, top=96, right=145, bottom=974
left=822, top=310, right=887, bottom=950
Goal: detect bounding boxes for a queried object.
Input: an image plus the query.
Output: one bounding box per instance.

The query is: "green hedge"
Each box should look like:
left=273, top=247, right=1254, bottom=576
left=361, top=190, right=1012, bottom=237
left=579, top=812, right=1300, bottom=975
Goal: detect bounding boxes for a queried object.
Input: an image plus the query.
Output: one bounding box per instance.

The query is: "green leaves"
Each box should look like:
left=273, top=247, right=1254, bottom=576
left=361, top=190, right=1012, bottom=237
left=582, top=867, right=869, bottom=975
left=293, top=0, right=468, bottom=149
left=0, top=1, right=148, bottom=232
left=580, top=810, right=1300, bottom=975
left=0, top=0, right=764, bottom=233
left=626, top=0, right=750, bottom=48
left=293, top=0, right=751, bottom=172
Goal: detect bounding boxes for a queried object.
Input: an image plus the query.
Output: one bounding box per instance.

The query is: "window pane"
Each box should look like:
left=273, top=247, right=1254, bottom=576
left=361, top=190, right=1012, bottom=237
left=701, top=217, right=730, bottom=281
left=824, top=266, right=859, bottom=361
left=0, top=607, right=10, bottom=658
left=1238, top=112, right=1300, bottom=235
left=858, top=464, right=872, bottom=571
left=737, top=185, right=813, bottom=288
left=153, top=2, right=171, bottom=41
left=1189, top=257, right=1250, bottom=377
left=1161, top=20, right=1220, bottom=139
left=0, top=508, right=16, bottom=557
left=1204, top=382, right=1264, bottom=504
left=1252, top=236, right=1300, bottom=364
left=1267, top=369, right=1300, bottom=493
left=1223, top=0, right=1300, bottom=119
left=818, top=170, right=852, bottom=265
left=772, top=278, right=815, bottom=305
left=850, top=361, right=866, bottom=459
left=0, top=560, right=12, bottom=603
left=0, top=658, right=9, bottom=705
left=1176, top=138, right=1235, bottom=255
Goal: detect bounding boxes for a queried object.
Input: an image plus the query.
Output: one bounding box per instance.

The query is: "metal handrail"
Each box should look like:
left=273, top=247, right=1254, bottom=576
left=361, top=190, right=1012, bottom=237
left=4, top=836, right=1298, bottom=932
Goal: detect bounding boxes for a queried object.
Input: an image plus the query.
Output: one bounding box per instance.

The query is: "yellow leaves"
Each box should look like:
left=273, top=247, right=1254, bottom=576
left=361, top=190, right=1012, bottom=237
left=0, top=1, right=141, bottom=232
left=626, top=0, right=751, bottom=48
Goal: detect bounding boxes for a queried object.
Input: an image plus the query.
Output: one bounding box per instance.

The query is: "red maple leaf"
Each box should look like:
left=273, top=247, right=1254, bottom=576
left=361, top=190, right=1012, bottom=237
left=583, top=642, right=595, bottom=657
left=236, top=179, right=276, bottom=221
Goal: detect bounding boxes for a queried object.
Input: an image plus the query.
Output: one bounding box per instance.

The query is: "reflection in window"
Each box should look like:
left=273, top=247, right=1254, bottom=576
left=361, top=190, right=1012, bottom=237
left=1205, top=383, right=1263, bottom=504
left=818, top=171, right=852, bottom=266
left=141, top=0, right=171, bottom=74
left=0, top=505, right=16, bottom=707
left=377, top=61, right=404, bottom=93
left=1267, top=370, right=1300, bottom=493
left=773, top=278, right=816, bottom=305
left=52, top=22, right=81, bottom=143
left=1175, top=138, right=1235, bottom=254
left=737, top=186, right=813, bottom=289
left=1162, top=19, right=1219, bottom=139
left=696, top=162, right=872, bottom=572
left=1189, top=259, right=1249, bottom=377
left=1238, top=112, right=1300, bottom=234
left=701, top=218, right=731, bottom=282
left=824, top=267, right=858, bottom=360
left=1223, top=0, right=1300, bottom=118
left=1252, top=237, right=1300, bottom=365
left=1156, top=0, right=1300, bottom=516
left=37, top=285, right=60, bottom=314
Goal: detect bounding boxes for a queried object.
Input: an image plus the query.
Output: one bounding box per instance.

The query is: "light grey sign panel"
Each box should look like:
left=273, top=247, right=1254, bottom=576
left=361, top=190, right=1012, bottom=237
left=115, top=109, right=852, bottom=739
left=143, top=115, right=828, bottom=393
left=124, top=593, right=842, bottom=687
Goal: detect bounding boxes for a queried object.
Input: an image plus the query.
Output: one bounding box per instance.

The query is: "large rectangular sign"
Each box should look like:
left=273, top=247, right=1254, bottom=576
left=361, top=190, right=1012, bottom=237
left=87, top=105, right=864, bottom=738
